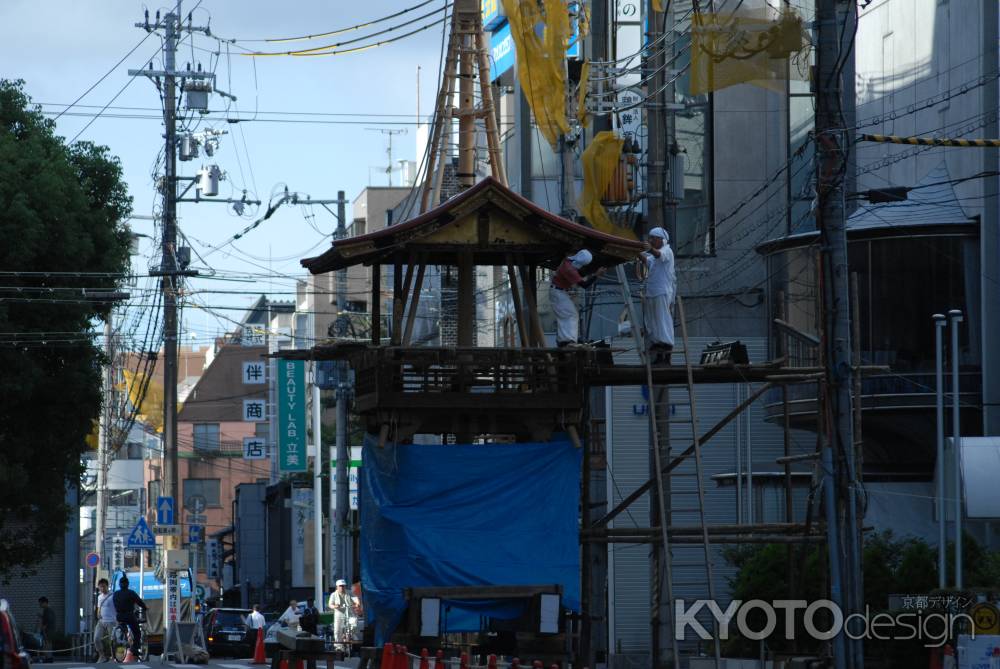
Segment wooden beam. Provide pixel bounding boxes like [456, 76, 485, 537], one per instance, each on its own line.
[402, 258, 427, 346]
[592, 382, 774, 529]
[506, 255, 530, 348]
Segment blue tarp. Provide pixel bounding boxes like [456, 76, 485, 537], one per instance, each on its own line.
[360, 437, 581, 643]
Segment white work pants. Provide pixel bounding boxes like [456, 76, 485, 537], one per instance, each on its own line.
[333, 612, 347, 647]
[550, 287, 579, 344]
[643, 294, 675, 347]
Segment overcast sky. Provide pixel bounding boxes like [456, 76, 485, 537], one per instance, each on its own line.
[2, 0, 447, 344]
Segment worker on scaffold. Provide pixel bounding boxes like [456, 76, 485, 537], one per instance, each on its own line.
[641, 227, 676, 365]
[550, 249, 606, 347]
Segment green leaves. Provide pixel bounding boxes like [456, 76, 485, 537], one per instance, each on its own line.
[0, 79, 132, 579]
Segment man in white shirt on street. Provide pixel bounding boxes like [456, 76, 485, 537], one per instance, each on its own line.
[244, 604, 266, 655]
[641, 227, 677, 365]
[277, 600, 299, 631]
[93, 578, 117, 663]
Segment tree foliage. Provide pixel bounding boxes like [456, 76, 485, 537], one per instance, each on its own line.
[0, 79, 132, 578]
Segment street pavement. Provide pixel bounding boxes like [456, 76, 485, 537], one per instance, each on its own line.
[43, 659, 361, 669]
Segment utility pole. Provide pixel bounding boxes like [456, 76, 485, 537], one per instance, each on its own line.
[131, 4, 212, 549]
[96, 313, 113, 568]
[646, 0, 668, 239]
[815, 0, 860, 666]
[312, 363, 324, 609]
[333, 191, 351, 586]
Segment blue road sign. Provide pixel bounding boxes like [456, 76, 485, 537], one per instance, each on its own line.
[157, 496, 175, 525]
[127, 517, 156, 549]
[188, 524, 203, 545]
[86, 552, 100, 568]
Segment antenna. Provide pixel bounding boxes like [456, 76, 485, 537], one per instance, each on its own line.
[365, 128, 407, 186]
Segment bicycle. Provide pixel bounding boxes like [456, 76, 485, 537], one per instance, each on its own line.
[110, 611, 149, 663]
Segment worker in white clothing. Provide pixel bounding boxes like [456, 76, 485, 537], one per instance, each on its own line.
[328, 579, 352, 650]
[550, 249, 606, 347]
[641, 227, 676, 364]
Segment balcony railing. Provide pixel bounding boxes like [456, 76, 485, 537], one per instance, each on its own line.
[192, 440, 246, 457]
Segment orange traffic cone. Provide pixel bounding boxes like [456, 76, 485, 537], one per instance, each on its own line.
[419, 648, 429, 669]
[397, 645, 409, 669]
[381, 643, 394, 669]
[459, 653, 469, 669]
[511, 659, 521, 669]
[434, 649, 445, 669]
[252, 627, 267, 664]
[123, 650, 137, 664]
[488, 655, 497, 669]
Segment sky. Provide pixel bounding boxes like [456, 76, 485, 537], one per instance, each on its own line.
[1, 0, 448, 346]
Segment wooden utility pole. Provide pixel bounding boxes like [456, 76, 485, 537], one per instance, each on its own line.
[815, 0, 862, 666]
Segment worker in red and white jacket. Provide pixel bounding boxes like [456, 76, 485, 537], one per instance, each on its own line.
[550, 250, 606, 347]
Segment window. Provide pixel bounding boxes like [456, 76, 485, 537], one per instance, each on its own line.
[148, 480, 162, 510]
[193, 423, 220, 451]
[183, 478, 221, 507]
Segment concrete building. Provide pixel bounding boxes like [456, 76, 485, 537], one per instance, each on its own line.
[143, 343, 272, 596]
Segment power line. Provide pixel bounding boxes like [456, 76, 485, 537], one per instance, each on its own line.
[54, 32, 155, 121]
[232, 0, 442, 43]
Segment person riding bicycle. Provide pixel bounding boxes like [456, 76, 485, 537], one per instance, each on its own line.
[112, 576, 147, 663]
[94, 578, 117, 662]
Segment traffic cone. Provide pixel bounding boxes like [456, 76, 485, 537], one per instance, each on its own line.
[419, 648, 429, 669]
[397, 645, 409, 669]
[511, 659, 520, 669]
[532, 662, 543, 669]
[434, 649, 445, 669]
[488, 655, 497, 669]
[279, 659, 288, 669]
[459, 652, 469, 669]
[381, 643, 394, 669]
[943, 644, 956, 669]
[252, 627, 267, 664]
[123, 650, 137, 664]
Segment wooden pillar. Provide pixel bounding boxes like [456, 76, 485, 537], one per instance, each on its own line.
[392, 257, 415, 346]
[506, 255, 530, 348]
[402, 258, 428, 346]
[457, 252, 475, 346]
[519, 263, 546, 347]
[371, 263, 381, 345]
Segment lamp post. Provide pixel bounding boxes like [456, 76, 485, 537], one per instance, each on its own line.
[949, 309, 964, 589]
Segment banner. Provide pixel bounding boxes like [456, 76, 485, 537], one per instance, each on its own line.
[278, 360, 307, 472]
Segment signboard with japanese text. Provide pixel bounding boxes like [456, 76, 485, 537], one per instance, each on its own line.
[242, 398, 266, 422]
[243, 437, 267, 460]
[111, 535, 125, 572]
[241, 327, 265, 347]
[278, 360, 307, 472]
[242, 361, 266, 385]
[482, 0, 506, 31]
[166, 570, 180, 624]
[206, 539, 221, 580]
[332, 446, 362, 511]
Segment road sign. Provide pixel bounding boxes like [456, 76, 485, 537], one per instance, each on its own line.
[195, 584, 206, 600]
[85, 552, 100, 568]
[127, 517, 156, 549]
[186, 494, 206, 514]
[243, 436, 267, 460]
[157, 496, 175, 525]
[242, 361, 266, 384]
[188, 524, 203, 545]
[186, 514, 207, 524]
[154, 524, 181, 536]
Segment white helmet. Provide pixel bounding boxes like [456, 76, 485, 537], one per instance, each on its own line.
[569, 249, 593, 269]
